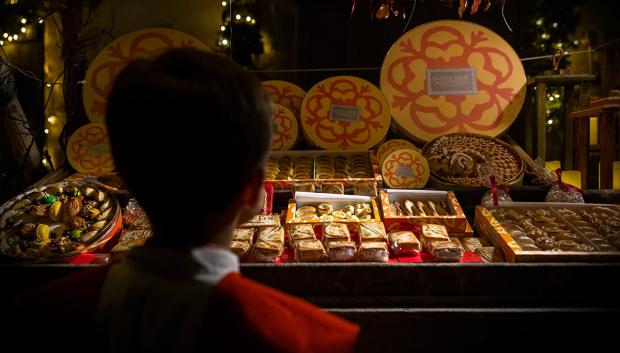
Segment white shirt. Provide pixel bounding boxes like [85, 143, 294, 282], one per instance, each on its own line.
[191, 246, 240, 286]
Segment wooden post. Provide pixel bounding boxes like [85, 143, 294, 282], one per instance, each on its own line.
[563, 86, 575, 169]
[536, 82, 547, 160]
[599, 111, 618, 189]
[575, 117, 590, 189]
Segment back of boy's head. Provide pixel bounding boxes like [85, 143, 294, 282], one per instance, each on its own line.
[106, 48, 272, 246]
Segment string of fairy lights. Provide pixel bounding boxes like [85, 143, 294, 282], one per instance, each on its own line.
[217, 0, 258, 51]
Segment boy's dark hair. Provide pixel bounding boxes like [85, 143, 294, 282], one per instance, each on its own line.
[106, 48, 272, 245]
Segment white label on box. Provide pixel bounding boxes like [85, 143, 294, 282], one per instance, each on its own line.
[87, 144, 110, 156]
[396, 164, 414, 177]
[426, 67, 477, 96]
[329, 104, 360, 122]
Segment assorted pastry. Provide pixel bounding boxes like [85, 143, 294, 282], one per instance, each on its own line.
[424, 134, 521, 186]
[555, 207, 620, 251]
[489, 208, 595, 252]
[420, 224, 463, 262]
[252, 226, 285, 262]
[0, 182, 117, 260]
[291, 202, 374, 223]
[388, 199, 451, 216]
[265, 154, 372, 180]
[388, 230, 421, 256]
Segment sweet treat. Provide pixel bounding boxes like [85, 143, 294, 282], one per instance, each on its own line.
[0, 182, 117, 260]
[326, 240, 357, 262]
[322, 223, 350, 245]
[232, 228, 255, 242]
[388, 231, 421, 255]
[393, 199, 451, 216]
[475, 246, 495, 262]
[230, 241, 251, 257]
[321, 183, 344, 195]
[428, 238, 463, 262]
[296, 206, 317, 216]
[420, 224, 450, 249]
[424, 134, 522, 186]
[331, 210, 348, 220]
[461, 237, 484, 252]
[319, 215, 334, 222]
[357, 241, 389, 262]
[317, 203, 334, 215]
[354, 182, 378, 197]
[294, 239, 327, 262]
[258, 226, 285, 244]
[357, 222, 387, 243]
[252, 240, 283, 262]
[293, 182, 315, 193]
[239, 214, 281, 228]
[287, 224, 316, 247]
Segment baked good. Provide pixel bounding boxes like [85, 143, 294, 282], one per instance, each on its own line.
[322, 223, 350, 245]
[357, 241, 389, 262]
[252, 240, 282, 262]
[388, 230, 421, 255]
[232, 228, 255, 242]
[238, 214, 280, 228]
[428, 238, 463, 262]
[294, 239, 327, 262]
[357, 222, 387, 242]
[287, 224, 316, 247]
[230, 241, 251, 257]
[326, 240, 357, 262]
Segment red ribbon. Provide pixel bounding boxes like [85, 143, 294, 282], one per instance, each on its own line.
[555, 168, 583, 194]
[490, 175, 510, 206]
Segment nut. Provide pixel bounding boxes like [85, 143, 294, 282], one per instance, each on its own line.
[20, 223, 37, 236]
[62, 197, 82, 223]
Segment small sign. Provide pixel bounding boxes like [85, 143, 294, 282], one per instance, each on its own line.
[87, 144, 111, 156]
[426, 68, 477, 96]
[396, 164, 414, 177]
[329, 104, 360, 123]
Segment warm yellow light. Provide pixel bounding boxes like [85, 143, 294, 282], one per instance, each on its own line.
[536, 18, 543, 26]
[222, 39, 229, 46]
[614, 162, 620, 190]
[545, 160, 561, 172]
[221, 1, 227, 6]
[2, 33, 8, 38]
[554, 93, 560, 98]
[250, 19, 256, 24]
[44, 128, 50, 134]
[38, 19, 44, 24]
[547, 119, 553, 125]
[220, 25, 226, 31]
[47, 116, 57, 124]
[45, 83, 52, 87]
[42, 158, 48, 165]
[20, 27, 26, 33]
[0, 40, 3, 46]
[20, 18, 27, 24]
[589, 117, 598, 145]
[235, 14, 241, 20]
[549, 96, 554, 101]
[245, 16, 251, 22]
[13, 34, 18, 40]
[562, 170, 581, 189]
[7, 36, 13, 42]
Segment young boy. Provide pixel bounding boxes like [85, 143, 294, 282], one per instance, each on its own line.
[15, 49, 359, 353]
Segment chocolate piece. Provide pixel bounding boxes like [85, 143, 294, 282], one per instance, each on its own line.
[258, 226, 285, 244]
[239, 214, 281, 228]
[388, 231, 421, 255]
[252, 240, 282, 262]
[294, 239, 327, 262]
[461, 237, 483, 252]
[287, 224, 316, 247]
[475, 246, 494, 262]
[327, 240, 357, 262]
[535, 236, 555, 250]
[428, 239, 463, 262]
[358, 222, 387, 243]
[357, 241, 389, 262]
[322, 223, 350, 245]
[230, 241, 251, 257]
[232, 228, 255, 242]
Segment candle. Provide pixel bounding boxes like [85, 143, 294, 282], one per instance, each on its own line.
[614, 161, 620, 190]
[589, 117, 598, 145]
[545, 160, 561, 172]
[562, 170, 581, 189]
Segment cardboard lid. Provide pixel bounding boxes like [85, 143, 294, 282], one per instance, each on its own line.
[380, 20, 526, 143]
[83, 28, 208, 123]
[262, 80, 306, 116]
[381, 148, 429, 188]
[300, 76, 391, 150]
[66, 123, 115, 176]
[271, 103, 298, 151]
[377, 139, 420, 165]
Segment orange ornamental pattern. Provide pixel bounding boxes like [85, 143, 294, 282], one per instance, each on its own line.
[380, 20, 526, 143]
[381, 149, 429, 188]
[66, 123, 115, 176]
[376, 138, 420, 165]
[262, 80, 306, 117]
[301, 76, 391, 150]
[271, 104, 298, 151]
[83, 28, 208, 123]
